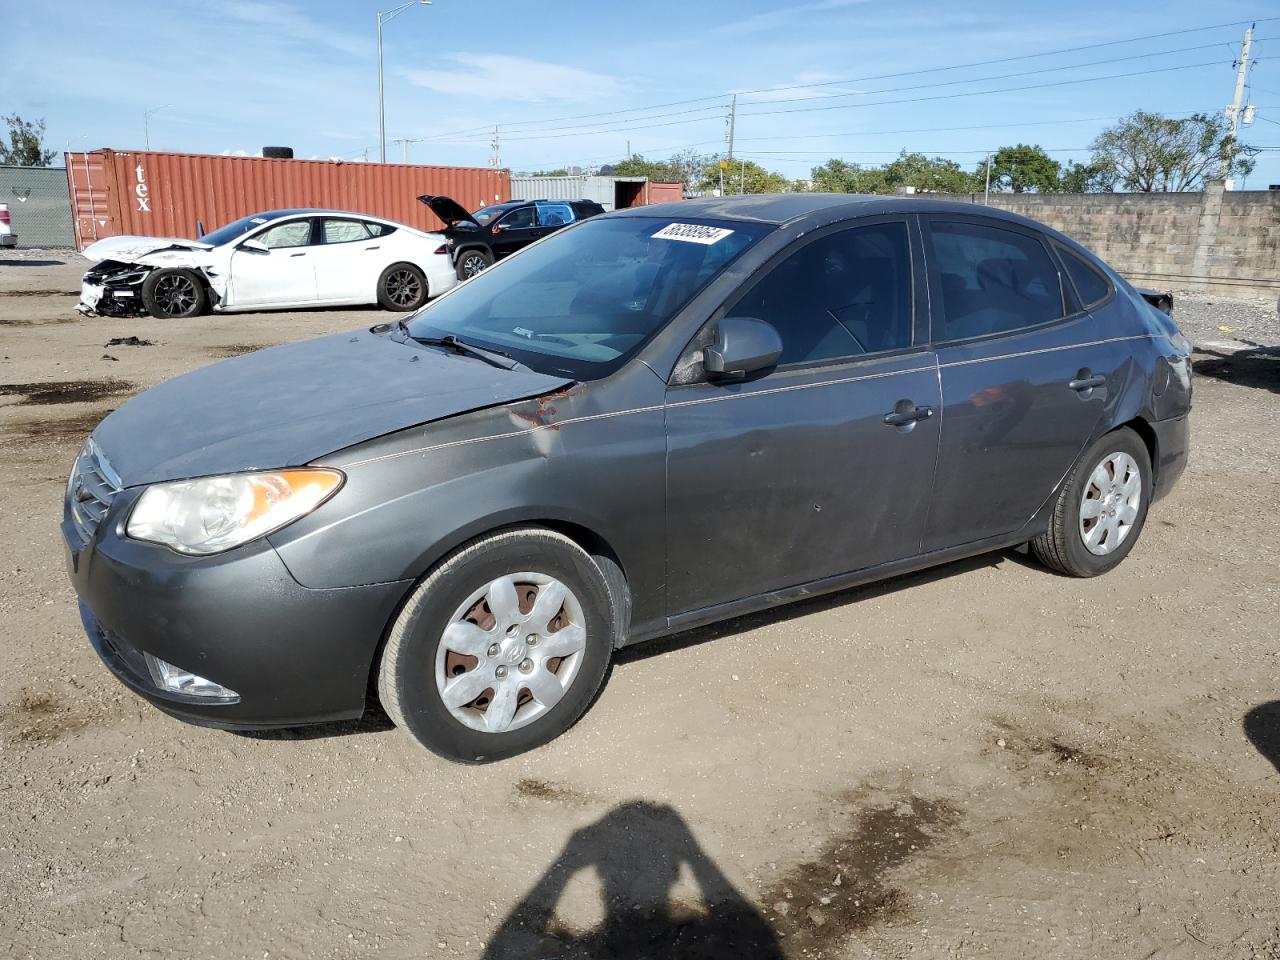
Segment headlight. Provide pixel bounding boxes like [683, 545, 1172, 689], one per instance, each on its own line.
[126, 468, 343, 555]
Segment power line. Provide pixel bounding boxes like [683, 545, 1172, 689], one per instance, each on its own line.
[739, 60, 1232, 118]
[408, 17, 1277, 144]
[737, 39, 1276, 107]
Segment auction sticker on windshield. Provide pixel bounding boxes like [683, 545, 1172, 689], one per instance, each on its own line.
[652, 223, 734, 244]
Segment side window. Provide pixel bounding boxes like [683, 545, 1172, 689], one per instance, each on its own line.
[927, 221, 1064, 341]
[500, 207, 535, 229]
[256, 220, 313, 249]
[322, 218, 373, 244]
[536, 203, 575, 227]
[366, 223, 396, 238]
[1054, 242, 1112, 309]
[732, 221, 914, 365]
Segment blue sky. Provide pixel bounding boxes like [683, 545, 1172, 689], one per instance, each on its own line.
[4, 0, 1278, 186]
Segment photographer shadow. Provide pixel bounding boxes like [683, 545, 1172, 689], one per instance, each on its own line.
[482, 800, 782, 959]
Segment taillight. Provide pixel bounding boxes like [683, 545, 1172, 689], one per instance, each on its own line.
[0, 209, 10, 225]
[433, 243, 447, 255]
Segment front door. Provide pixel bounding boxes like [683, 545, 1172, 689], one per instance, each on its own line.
[919, 216, 1113, 551]
[490, 207, 537, 259]
[228, 218, 318, 308]
[665, 218, 941, 616]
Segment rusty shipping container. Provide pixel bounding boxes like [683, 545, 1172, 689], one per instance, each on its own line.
[646, 182, 684, 205]
[65, 149, 509, 250]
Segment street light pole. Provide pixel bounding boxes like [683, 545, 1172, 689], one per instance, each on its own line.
[144, 105, 171, 151]
[377, 1, 431, 164]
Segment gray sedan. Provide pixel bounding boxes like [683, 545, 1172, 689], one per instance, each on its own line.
[63, 194, 1192, 762]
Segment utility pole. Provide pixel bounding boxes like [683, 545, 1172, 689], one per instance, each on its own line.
[983, 152, 992, 205]
[392, 137, 423, 163]
[489, 125, 501, 169]
[1223, 23, 1254, 189]
[740, 159, 746, 195]
[726, 93, 737, 164]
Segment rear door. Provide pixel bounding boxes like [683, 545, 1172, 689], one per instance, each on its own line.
[533, 202, 575, 241]
[664, 217, 941, 615]
[919, 215, 1114, 551]
[312, 217, 381, 303]
[227, 218, 319, 307]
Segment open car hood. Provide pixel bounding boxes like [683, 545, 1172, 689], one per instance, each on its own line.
[82, 235, 213, 264]
[92, 329, 573, 486]
[418, 194, 479, 228]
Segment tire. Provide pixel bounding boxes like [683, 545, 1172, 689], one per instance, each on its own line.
[455, 248, 492, 281]
[377, 527, 618, 762]
[140, 268, 207, 319]
[377, 262, 428, 311]
[1030, 427, 1152, 577]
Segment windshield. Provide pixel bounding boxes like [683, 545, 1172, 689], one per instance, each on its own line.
[202, 214, 273, 246]
[406, 216, 771, 379]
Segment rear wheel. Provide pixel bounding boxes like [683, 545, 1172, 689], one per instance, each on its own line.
[377, 528, 617, 762]
[377, 262, 428, 311]
[455, 248, 492, 281]
[1031, 428, 1151, 577]
[141, 268, 206, 319]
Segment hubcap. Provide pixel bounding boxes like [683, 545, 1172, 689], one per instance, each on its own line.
[1079, 451, 1142, 556]
[434, 573, 587, 734]
[154, 274, 196, 316]
[462, 254, 486, 278]
[386, 269, 422, 307]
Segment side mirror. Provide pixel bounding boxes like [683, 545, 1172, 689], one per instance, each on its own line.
[491, 223, 507, 234]
[241, 238, 269, 253]
[703, 317, 783, 379]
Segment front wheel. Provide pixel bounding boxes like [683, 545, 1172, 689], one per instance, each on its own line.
[377, 262, 428, 311]
[141, 268, 207, 319]
[377, 528, 617, 762]
[455, 248, 492, 281]
[1030, 427, 1152, 577]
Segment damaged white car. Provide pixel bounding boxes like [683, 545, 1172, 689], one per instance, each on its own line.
[78, 209, 458, 319]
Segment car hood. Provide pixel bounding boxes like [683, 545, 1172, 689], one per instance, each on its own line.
[92, 330, 573, 486]
[418, 194, 479, 228]
[82, 235, 213, 264]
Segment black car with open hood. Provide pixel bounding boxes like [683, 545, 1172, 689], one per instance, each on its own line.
[419, 194, 605, 282]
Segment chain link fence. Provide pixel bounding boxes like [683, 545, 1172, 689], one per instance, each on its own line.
[0, 166, 75, 248]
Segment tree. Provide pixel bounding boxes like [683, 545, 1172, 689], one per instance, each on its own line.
[611, 154, 675, 181]
[1058, 159, 1116, 193]
[982, 143, 1061, 193]
[528, 168, 568, 177]
[610, 149, 713, 187]
[811, 152, 977, 194]
[695, 158, 792, 195]
[1, 115, 56, 167]
[1088, 111, 1257, 192]
[809, 158, 888, 194]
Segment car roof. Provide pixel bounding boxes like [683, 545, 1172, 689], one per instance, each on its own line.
[604, 193, 1054, 232]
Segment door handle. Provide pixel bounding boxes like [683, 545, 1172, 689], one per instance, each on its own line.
[289, 251, 307, 258]
[883, 403, 934, 427]
[1068, 374, 1106, 391]
[364, 245, 381, 250]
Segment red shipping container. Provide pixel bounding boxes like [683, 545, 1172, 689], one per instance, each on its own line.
[65, 149, 509, 250]
[646, 182, 684, 205]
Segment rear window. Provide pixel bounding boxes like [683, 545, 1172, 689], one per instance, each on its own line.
[1055, 242, 1112, 309]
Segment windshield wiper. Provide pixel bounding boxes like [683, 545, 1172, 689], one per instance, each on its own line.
[404, 326, 525, 371]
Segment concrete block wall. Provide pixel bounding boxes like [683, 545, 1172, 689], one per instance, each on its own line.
[951, 184, 1279, 299]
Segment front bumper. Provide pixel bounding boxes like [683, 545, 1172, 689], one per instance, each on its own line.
[64, 499, 410, 729]
[78, 280, 146, 318]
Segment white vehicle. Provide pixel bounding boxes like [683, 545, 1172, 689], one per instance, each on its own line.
[78, 208, 458, 318]
[0, 203, 15, 248]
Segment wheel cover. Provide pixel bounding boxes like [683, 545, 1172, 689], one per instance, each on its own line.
[434, 572, 587, 734]
[1079, 450, 1142, 556]
[461, 254, 487, 278]
[154, 274, 196, 316]
[385, 269, 422, 307]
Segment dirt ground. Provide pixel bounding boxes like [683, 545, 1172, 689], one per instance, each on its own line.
[1, 253, 1278, 960]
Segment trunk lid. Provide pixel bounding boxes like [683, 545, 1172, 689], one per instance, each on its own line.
[418, 195, 479, 229]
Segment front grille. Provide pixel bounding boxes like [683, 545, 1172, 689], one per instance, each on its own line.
[67, 439, 123, 546]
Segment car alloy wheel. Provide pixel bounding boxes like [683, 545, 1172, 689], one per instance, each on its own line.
[153, 273, 198, 316]
[385, 268, 422, 307]
[434, 572, 587, 734]
[461, 253, 488, 278]
[1079, 450, 1142, 556]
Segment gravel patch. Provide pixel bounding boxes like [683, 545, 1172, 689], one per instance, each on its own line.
[1164, 291, 1280, 350]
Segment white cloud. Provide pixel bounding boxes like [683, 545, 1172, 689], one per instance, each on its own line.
[403, 55, 617, 103]
[714, 0, 873, 36]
